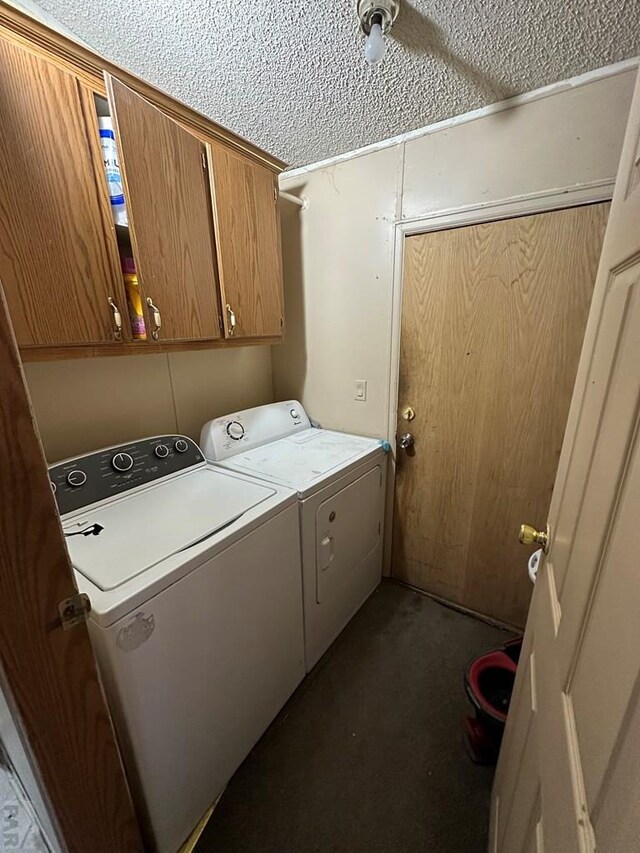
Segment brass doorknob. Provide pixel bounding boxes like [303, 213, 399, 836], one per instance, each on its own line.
[519, 523, 549, 553]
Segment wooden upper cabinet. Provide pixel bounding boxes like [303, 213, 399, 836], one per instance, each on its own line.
[0, 5, 285, 359]
[206, 142, 284, 339]
[106, 74, 222, 343]
[0, 39, 126, 347]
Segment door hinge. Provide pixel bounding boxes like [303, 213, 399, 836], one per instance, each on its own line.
[218, 314, 224, 334]
[274, 186, 278, 203]
[201, 150, 207, 171]
[58, 592, 91, 631]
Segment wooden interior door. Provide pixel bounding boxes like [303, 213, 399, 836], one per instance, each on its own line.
[106, 74, 222, 343]
[0, 282, 142, 851]
[206, 142, 284, 339]
[0, 37, 126, 348]
[393, 203, 609, 626]
[492, 69, 640, 853]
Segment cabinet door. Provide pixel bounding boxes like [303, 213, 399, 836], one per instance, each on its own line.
[206, 143, 284, 339]
[106, 74, 222, 343]
[0, 39, 126, 347]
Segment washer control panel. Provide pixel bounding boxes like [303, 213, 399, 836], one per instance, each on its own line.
[49, 435, 203, 516]
[200, 400, 311, 462]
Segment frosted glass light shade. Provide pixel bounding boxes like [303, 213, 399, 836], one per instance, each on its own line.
[364, 22, 385, 65]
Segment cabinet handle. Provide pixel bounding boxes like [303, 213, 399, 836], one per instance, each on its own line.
[108, 297, 122, 340]
[226, 303, 236, 336]
[146, 297, 162, 340]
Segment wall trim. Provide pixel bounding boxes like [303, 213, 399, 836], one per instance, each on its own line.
[381, 180, 615, 574]
[397, 178, 616, 231]
[282, 59, 639, 181]
[390, 579, 522, 633]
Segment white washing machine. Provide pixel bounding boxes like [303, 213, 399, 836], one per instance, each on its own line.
[200, 402, 388, 671]
[49, 434, 305, 853]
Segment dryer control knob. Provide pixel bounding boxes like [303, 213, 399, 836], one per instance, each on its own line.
[226, 421, 245, 441]
[154, 444, 169, 459]
[290, 408, 299, 419]
[174, 439, 189, 453]
[112, 452, 134, 472]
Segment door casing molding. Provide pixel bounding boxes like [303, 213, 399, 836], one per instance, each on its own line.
[382, 178, 615, 574]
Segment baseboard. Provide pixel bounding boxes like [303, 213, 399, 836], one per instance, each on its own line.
[178, 791, 223, 853]
[388, 578, 523, 634]
[489, 794, 499, 853]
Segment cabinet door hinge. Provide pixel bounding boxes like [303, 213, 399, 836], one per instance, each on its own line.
[218, 315, 224, 334]
[201, 150, 207, 171]
[58, 592, 91, 630]
[274, 186, 278, 203]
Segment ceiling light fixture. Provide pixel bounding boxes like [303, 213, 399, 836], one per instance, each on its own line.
[357, 0, 399, 66]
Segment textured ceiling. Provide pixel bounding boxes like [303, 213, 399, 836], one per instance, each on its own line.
[30, 0, 640, 166]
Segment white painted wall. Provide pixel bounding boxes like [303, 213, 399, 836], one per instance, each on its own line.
[24, 347, 274, 462]
[273, 63, 638, 440]
[275, 146, 402, 437]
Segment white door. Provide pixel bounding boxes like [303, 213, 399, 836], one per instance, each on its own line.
[491, 68, 640, 852]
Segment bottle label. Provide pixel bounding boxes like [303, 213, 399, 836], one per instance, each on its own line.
[128, 306, 147, 340]
[99, 129, 125, 206]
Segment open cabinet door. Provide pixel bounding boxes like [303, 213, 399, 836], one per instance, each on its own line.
[106, 74, 222, 343]
[491, 69, 640, 852]
[0, 283, 142, 851]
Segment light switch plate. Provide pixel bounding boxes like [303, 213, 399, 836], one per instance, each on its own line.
[355, 379, 367, 402]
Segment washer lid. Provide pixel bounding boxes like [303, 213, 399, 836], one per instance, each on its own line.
[64, 468, 275, 591]
[222, 428, 381, 491]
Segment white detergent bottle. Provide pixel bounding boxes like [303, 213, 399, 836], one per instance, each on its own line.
[98, 116, 128, 226]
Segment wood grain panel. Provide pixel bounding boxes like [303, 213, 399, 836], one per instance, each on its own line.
[0, 38, 126, 346]
[106, 74, 222, 343]
[393, 203, 609, 626]
[207, 142, 284, 338]
[78, 83, 132, 342]
[0, 282, 142, 851]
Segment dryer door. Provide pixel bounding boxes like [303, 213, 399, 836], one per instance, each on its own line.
[315, 466, 382, 605]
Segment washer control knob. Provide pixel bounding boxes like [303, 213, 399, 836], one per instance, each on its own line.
[50, 481, 57, 494]
[154, 444, 169, 459]
[112, 452, 134, 472]
[226, 421, 245, 441]
[174, 439, 189, 453]
[67, 469, 87, 488]
[290, 408, 299, 419]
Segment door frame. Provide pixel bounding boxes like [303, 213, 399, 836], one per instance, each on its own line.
[382, 178, 616, 575]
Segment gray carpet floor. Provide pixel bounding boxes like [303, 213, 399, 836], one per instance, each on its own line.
[196, 580, 513, 853]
